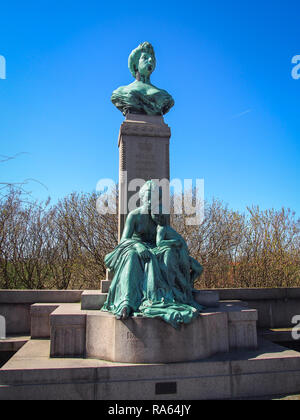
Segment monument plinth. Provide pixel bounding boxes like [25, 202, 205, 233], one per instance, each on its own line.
[50, 301, 258, 363]
[118, 113, 171, 239]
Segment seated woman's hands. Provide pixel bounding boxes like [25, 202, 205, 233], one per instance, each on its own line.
[134, 244, 152, 262]
[173, 239, 183, 248]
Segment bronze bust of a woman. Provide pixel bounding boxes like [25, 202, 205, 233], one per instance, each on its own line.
[111, 42, 175, 116]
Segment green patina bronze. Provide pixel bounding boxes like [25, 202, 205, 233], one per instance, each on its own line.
[102, 181, 204, 328]
[111, 42, 175, 116]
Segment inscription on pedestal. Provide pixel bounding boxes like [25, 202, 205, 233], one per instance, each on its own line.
[126, 331, 139, 341]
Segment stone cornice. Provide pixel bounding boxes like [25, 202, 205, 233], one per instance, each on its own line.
[119, 120, 171, 141]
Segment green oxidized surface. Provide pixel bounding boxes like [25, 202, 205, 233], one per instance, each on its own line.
[111, 42, 175, 116]
[102, 181, 204, 328]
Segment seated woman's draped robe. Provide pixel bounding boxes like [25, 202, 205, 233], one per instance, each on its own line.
[102, 237, 203, 329]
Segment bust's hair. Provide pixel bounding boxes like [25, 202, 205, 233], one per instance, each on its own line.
[128, 42, 156, 79]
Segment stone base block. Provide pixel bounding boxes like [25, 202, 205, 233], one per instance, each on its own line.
[81, 291, 107, 310]
[49, 302, 258, 362]
[85, 302, 257, 363]
[214, 302, 257, 350]
[227, 306, 258, 350]
[30, 304, 60, 339]
[86, 311, 229, 364]
[50, 304, 86, 358]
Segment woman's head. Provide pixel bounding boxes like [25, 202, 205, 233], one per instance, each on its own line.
[128, 42, 156, 81]
[139, 180, 159, 208]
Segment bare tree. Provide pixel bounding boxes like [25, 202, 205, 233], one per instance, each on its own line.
[0, 186, 299, 290]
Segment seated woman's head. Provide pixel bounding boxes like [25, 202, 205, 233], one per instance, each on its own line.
[139, 180, 159, 209]
[128, 42, 156, 81]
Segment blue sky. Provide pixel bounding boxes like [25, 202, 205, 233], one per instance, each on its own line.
[0, 0, 299, 216]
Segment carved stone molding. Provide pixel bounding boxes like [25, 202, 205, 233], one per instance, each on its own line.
[119, 121, 171, 140]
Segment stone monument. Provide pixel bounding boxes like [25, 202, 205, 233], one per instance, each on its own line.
[50, 41, 258, 364]
[3, 43, 300, 403]
[103, 42, 205, 326]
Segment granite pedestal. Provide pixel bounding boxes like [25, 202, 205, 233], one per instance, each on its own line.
[86, 310, 229, 363]
[50, 301, 258, 363]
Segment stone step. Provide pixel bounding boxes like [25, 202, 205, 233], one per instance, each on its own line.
[99, 270, 114, 293]
[2, 338, 300, 400]
[258, 328, 294, 343]
[0, 335, 30, 352]
[30, 303, 61, 339]
[81, 291, 107, 310]
[193, 290, 219, 307]
[100, 280, 111, 293]
[82, 290, 220, 311]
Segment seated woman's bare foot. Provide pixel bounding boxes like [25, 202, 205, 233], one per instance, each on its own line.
[116, 306, 130, 320]
[121, 306, 130, 320]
